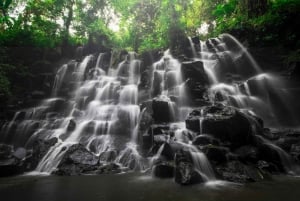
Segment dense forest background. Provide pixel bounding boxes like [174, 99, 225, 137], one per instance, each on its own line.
[0, 0, 300, 114]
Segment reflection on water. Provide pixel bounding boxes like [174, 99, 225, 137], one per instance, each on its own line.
[1, 174, 300, 201]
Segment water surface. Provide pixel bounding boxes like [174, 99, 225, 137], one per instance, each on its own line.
[1, 173, 300, 201]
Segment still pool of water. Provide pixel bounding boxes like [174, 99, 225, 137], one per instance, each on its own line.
[1, 173, 300, 201]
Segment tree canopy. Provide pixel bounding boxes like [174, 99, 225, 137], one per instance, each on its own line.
[1, 0, 298, 51]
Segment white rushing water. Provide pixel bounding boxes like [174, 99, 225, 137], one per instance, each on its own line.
[1, 34, 299, 182]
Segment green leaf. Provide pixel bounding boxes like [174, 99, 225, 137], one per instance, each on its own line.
[4, 0, 12, 9]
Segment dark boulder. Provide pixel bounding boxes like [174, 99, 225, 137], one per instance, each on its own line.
[67, 119, 76, 132]
[151, 71, 163, 97]
[28, 137, 58, 169]
[154, 134, 169, 144]
[149, 124, 170, 136]
[181, 61, 209, 86]
[180, 61, 210, 105]
[99, 150, 118, 162]
[55, 144, 99, 176]
[257, 143, 293, 173]
[0, 158, 24, 177]
[186, 104, 259, 148]
[215, 161, 270, 183]
[183, 79, 209, 106]
[235, 145, 259, 163]
[140, 50, 162, 69]
[175, 150, 205, 185]
[0, 145, 28, 177]
[202, 145, 228, 165]
[152, 98, 176, 123]
[0, 144, 13, 159]
[151, 143, 175, 161]
[192, 135, 220, 146]
[165, 70, 178, 90]
[13, 147, 27, 160]
[90, 163, 122, 175]
[117, 60, 130, 78]
[153, 161, 175, 178]
[257, 160, 280, 174]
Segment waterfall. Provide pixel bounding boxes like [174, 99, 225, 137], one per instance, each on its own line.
[1, 33, 299, 183]
[188, 37, 197, 59]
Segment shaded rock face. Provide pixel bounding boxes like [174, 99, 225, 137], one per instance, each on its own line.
[181, 61, 210, 106]
[28, 138, 58, 170]
[151, 72, 163, 97]
[0, 145, 31, 177]
[202, 145, 228, 165]
[153, 161, 174, 178]
[175, 150, 205, 185]
[186, 104, 260, 148]
[181, 61, 209, 86]
[54, 144, 99, 176]
[215, 161, 270, 183]
[152, 98, 176, 123]
[192, 135, 220, 146]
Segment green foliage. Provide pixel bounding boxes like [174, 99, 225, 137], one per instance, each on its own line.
[0, 0, 299, 51]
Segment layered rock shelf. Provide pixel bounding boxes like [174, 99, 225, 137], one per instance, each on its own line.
[1, 34, 299, 185]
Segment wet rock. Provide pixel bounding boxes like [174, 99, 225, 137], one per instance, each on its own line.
[186, 104, 259, 148]
[138, 71, 151, 90]
[55, 144, 99, 176]
[275, 137, 300, 152]
[154, 135, 169, 144]
[183, 79, 209, 106]
[153, 161, 175, 178]
[0, 144, 13, 159]
[175, 150, 205, 185]
[235, 145, 259, 163]
[117, 60, 130, 78]
[67, 60, 77, 72]
[0, 145, 27, 177]
[151, 143, 175, 161]
[140, 111, 155, 152]
[257, 160, 280, 174]
[152, 98, 176, 123]
[215, 161, 269, 183]
[14, 111, 27, 121]
[93, 163, 122, 174]
[28, 137, 58, 169]
[165, 70, 178, 90]
[142, 133, 153, 153]
[261, 128, 281, 141]
[98, 52, 112, 73]
[13, 147, 27, 160]
[67, 119, 76, 132]
[151, 71, 163, 97]
[173, 129, 194, 144]
[149, 124, 170, 136]
[257, 143, 287, 172]
[192, 135, 220, 146]
[48, 99, 68, 113]
[67, 144, 98, 165]
[99, 150, 118, 162]
[202, 145, 228, 165]
[140, 50, 162, 68]
[181, 61, 209, 86]
[0, 157, 24, 177]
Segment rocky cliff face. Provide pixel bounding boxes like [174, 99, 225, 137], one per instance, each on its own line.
[0, 34, 299, 186]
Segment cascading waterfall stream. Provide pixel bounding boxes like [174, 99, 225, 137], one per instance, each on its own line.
[1, 33, 299, 184]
